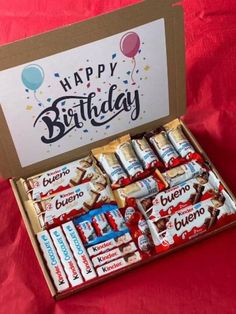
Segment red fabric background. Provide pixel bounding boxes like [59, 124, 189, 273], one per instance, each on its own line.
[0, 0, 236, 313]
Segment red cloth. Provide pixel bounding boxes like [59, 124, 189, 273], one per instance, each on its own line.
[1, 0, 236, 313]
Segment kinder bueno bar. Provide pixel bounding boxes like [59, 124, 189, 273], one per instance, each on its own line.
[24, 155, 102, 200]
[32, 178, 115, 228]
[112, 135, 143, 178]
[50, 227, 83, 287]
[138, 171, 219, 219]
[62, 222, 97, 281]
[149, 131, 180, 168]
[97, 251, 142, 276]
[132, 138, 162, 170]
[92, 242, 137, 267]
[162, 161, 203, 187]
[37, 230, 69, 292]
[148, 191, 236, 252]
[106, 208, 127, 231]
[114, 174, 166, 208]
[87, 233, 132, 257]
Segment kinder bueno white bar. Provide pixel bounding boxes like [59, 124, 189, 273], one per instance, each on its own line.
[87, 233, 132, 257]
[37, 230, 69, 292]
[24, 155, 102, 200]
[62, 222, 97, 281]
[114, 174, 166, 208]
[31, 178, 114, 228]
[148, 191, 236, 253]
[162, 161, 203, 187]
[92, 242, 137, 267]
[50, 227, 83, 287]
[97, 251, 141, 276]
[138, 171, 219, 219]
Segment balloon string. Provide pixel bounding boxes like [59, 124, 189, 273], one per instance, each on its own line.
[34, 91, 43, 107]
[131, 57, 136, 85]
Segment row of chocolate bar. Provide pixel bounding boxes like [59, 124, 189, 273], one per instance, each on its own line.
[37, 204, 154, 292]
[22, 119, 236, 294]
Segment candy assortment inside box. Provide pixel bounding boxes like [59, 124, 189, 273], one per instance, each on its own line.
[0, 0, 236, 300]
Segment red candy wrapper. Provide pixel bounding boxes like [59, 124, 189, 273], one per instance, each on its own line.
[148, 190, 236, 253]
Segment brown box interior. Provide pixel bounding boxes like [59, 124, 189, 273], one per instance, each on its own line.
[0, 0, 235, 300]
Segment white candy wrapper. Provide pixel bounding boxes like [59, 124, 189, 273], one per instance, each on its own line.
[25, 155, 102, 200]
[62, 222, 97, 281]
[87, 232, 132, 257]
[132, 138, 160, 169]
[97, 251, 141, 276]
[92, 242, 137, 267]
[50, 227, 83, 287]
[162, 161, 203, 187]
[99, 153, 128, 184]
[150, 131, 179, 166]
[37, 230, 69, 292]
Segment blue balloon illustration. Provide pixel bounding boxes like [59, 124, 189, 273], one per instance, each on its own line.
[21, 64, 44, 91]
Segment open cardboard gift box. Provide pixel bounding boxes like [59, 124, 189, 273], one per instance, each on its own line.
[0, 0, 236, 300]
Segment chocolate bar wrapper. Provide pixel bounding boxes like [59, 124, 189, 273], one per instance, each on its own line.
[24, 155, 103, 200]
[50, 227, 84, 287]
[164, 120, 195, 158]
[138, 170, 219, 220]
[106, 208, 127, 232]
[149, 131, 180, 167]
[37, 230, 69, 292]
[31, 177, 115, 229]
[132, 138, 162, 170]
[92, 145, 128, 185]
[97, 251, 142, 277]
[74, 204, 129, 247]
[162, 161, 203, 187]
[87, 233, 132, 257]
[111, 134, 143, 178]
[92, 242, 137, 267]
[148, 190, 236, 253]
[114, 172, 167, 208]
[62, 222, 97, 281]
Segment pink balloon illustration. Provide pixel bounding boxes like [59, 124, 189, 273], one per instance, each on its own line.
[120, 32, 141, 84]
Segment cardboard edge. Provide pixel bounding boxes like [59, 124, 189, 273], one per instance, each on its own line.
[10, 178, 56, 297]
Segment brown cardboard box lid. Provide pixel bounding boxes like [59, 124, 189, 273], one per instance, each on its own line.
[0, 0, 185, 179]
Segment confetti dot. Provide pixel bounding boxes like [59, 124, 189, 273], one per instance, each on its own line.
[25, 89, 29, 92]
[97, 88, 101, 92]
[112, 53, 117, 59]
[87, 83, 91, 88]
[54, 73, 60, 77]
[48, 85, 51, 88]
[144, 65, 150, 71]
[26, 105, 33, 111]
[61, 101, 66, 106]
[83, 129, 89, 133]
[90, 138, 93, 141]
[123, 80, 128, 84]
[127, 71, 131, 75]
[47, 98, 51, 102]
[145, 77, 148, 80]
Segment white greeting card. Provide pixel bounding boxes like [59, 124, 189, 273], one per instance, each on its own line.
[0, 18, 169, 167]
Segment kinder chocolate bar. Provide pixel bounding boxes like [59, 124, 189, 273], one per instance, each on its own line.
[112, 135, 143, 178]
[106, 208, 127, 231]
[62, 222, 97, 281]
[97, 251, 142, 276]
[132, 138, 162, 170]
[114, 173, 166, 208]
[92, 242, 137, 267]
[87, 233, 132, 257]
[32, 178, 115, 228]
[92, 213, 112, 236]
[50, 227, 83, 287]
[138, 171, 219, 219]
[149, 131, 180, 167]
[76, 220, 97, 244]
[162, 161, 203, 187]
[24, 155, 102, 200]
[37, 230, 69, 292]
[148, 191, 236, 253]
[92, 146, 128, 185]
[164, 122, 195, 159]
[74, 204, 129, 247]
